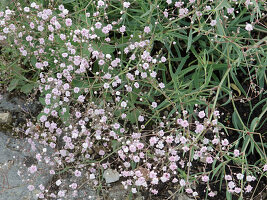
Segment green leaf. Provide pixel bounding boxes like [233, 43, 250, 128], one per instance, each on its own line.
[215, 0, 231, 11]
[128, 109, 139, 124]
[232, 111, 243, 130]
[59, 106, 70, 126]
[8, 79, 19, 91]
[216, 13, 225, 36]
[186, 28, 192, 53]
[130, 161, 136, 170]
[30, 56, 37, 67]
[175, 55, 189, 75]
[101, 44, 115, 54]
[211, 163, 223, 180]
[20, 83, 35, 94]
[111, 140, 119, 151]
[250, 117, 259, 132]
[63, 0, 75, 3]
[226, 191, 232, 200]
[94, 29, 107, 38]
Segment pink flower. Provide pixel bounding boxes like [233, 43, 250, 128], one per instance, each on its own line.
[132, 188, 137, 193]
[119, 25, 126, 33]
[195, 124, 204, 133]
[227, 8, 234, 14]
[138, 115, 144, 122]
[58, 190, 65, 197]
[150, 189, 158, 194]
[234, 149, 240, 157]
[144, 26, 151, 33]
[65, 18, 72, 27]
[180, 136, 187, 144]
[245, 23, 253, 31]
[228, 181, 235, 189]
[160, 173, 170, 182]
[99, 150, 105, 156]
[27, 185, 35, 191]
[159, 82, 165, 89]
[151, 177, 159, 185]
[185, 188, 193, 194]
[198, 111, 205, 118]
[206, 156, 213, 164]
[28, 165, 37, 174]
[69, 183, 77, 189]
[222, 139, 229, 146]
[210, 20, 217, 26]
[213, 110, 220, 116]
[121, 101, 127, 108]
[95, 22, 102, 29]
[208, 191, 216, 197]
[149, 137, 158, 146]
[98, 0, 105, 6]
[74, 170, 81, 177]
[246, 175, 255, 182]
[26, 35, 33, 42]
[180, 179, 186, 187]
[172, 178, 178, 183]
[40, 115, 47, 122]
[245, 185, 253, 193]
[236, 173, 244, 180]
[123, 2, 130, 8]
[181, 120, 189, 128]
[129, 145, 136, 152]
[161, 56, 167, 62]
[225, 175, 232, 181]
[77, 95, 85, 103]
[151, 102, 157, 108]
[169, 163, 177, 171]
[234, 187, 241, 193]
[202, 175, 209, 182]
[133, 155, 140, 162]
[24, 7, 30, 12]
[166, 0, 172, 4]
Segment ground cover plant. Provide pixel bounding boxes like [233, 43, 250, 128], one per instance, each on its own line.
[0, 0, 266, 199]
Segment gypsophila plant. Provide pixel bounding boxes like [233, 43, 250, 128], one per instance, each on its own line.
[0, 0, 266, 199]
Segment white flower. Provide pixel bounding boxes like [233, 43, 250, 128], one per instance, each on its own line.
[245, 23, 253, 31]
[210, 20, 217, 26]
[228, 181, 235, 189]
[198, 111, 205, 118]
[123, 2, 130, 8]
[144, 26, 151, 33]
[151, 102, 157, 108]
[180, 179, 186, 187]
[121, 101, 127, 108]
[236, 173, 244, 180]
[166, 0, 172, 4]
[56, 180, 62, 186]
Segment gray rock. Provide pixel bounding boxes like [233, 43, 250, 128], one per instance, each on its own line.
[0, 93, 41, 115]
[58, 175, 98, 200]
[175, 194, 194, 200]
[0, 112, 11, 124]
[103, 169, 120, 184]
[0, 94, 24, 113]
[105, 184, 128, 200]
[0, 132, 52, 200]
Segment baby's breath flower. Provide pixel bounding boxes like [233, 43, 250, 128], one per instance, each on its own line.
[144, 26, 151, 33]
[245, 23, 253, 31]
